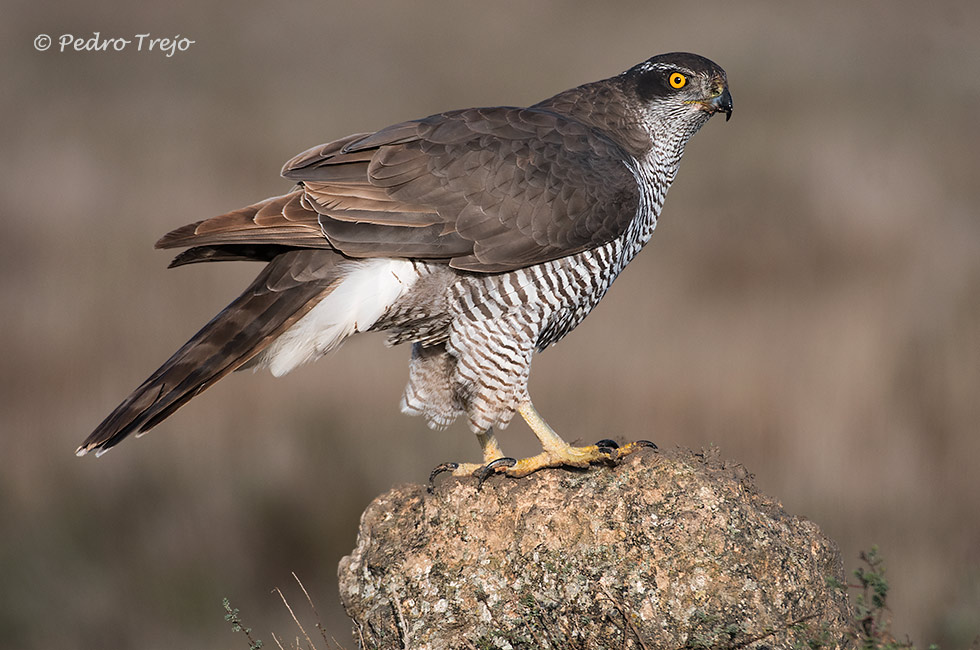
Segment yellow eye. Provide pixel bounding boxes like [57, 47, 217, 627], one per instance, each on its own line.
[669, 72, 686, 89]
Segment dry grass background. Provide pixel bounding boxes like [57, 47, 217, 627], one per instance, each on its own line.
[2, 1, 978, 648]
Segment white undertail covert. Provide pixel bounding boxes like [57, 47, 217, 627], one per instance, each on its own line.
[254, 258, 419, 376]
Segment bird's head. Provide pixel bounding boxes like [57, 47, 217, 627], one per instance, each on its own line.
[625, 52, 732, 133]
[611, 52, 731, 169]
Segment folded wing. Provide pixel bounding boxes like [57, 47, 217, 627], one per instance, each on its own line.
[161, 107, 641, 273]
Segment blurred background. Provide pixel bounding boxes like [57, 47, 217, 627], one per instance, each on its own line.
[2, 1, 978, 648]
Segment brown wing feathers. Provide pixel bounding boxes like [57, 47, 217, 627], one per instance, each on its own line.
[156, 192, 329, 252]
[282, 108, 640, 272]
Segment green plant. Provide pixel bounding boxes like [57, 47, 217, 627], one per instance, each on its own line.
[837, 547, 941, 650]
[223, 597, 264, 650]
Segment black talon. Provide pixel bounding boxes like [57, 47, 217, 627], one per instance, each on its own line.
[594, 438, 620, 460]
[485, 456, 518, 471]
[476, 457, 517, 489]
[428, 462, 459, 493]
[635, 440, 658, 450]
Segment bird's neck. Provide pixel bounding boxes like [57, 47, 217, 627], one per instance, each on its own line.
[622, 151, 668, 256]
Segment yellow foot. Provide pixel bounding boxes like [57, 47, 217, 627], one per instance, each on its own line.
[428, 439, 657, 491]
[427, 457, 515, 491]
[427, 430, 513, 492]
[497, 438, 657, 478]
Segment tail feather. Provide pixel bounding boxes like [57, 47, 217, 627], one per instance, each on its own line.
[77, 250, 342, 456]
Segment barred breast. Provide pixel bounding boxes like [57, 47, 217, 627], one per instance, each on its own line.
[387, 231, 641, 433]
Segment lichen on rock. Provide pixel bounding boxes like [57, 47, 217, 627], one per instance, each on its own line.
[339, 447, 851, 649]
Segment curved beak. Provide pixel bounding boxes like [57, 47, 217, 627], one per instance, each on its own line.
[709, 87, 733, 121]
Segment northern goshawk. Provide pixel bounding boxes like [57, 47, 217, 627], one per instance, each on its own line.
[78, 52, 732, 480]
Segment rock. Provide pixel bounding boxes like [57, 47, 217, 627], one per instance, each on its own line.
[338, 447, 851, 649]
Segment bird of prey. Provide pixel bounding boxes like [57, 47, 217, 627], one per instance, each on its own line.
[78, 52, 732, 480]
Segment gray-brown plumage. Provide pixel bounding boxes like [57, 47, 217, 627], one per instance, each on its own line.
[79, 53, 732, 478]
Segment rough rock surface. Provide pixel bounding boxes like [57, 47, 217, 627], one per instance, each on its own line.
[339, 447, 851, 649]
